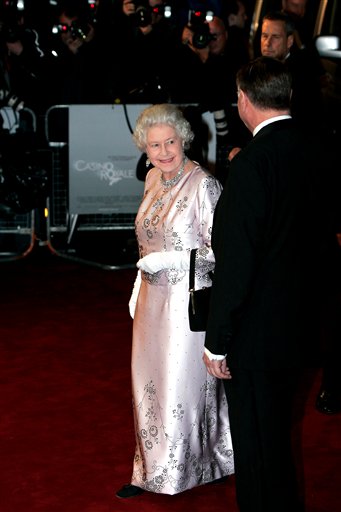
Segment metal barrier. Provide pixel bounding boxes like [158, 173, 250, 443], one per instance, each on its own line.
[1, 104, 217, 267]
[44, 105, 142, 269]
[0, 108, 37, 262]
[0, 210, 35, 262]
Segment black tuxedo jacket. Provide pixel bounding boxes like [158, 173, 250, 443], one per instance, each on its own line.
[205, 119, 321, 370]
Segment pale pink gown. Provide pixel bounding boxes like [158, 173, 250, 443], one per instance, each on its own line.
[130, 165, 234, 494]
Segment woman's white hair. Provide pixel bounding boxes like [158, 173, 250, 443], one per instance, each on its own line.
[133, 104, 194, 152]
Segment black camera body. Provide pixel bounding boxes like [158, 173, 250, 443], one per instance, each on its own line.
[52, 20, 90, 41]
[134, 1, 152, 28]
[133, 1, 172, 28]
[0, 0, 25, 44]
[2, 24, 23, 43]
[188, 10, 214, 49]
[69, 20, 90, 40]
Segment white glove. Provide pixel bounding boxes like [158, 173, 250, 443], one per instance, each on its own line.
[128, 270, 141, 319]
[137, 250, 190, 274]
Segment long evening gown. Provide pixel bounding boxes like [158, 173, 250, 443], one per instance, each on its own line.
[130, 164, 234, 494]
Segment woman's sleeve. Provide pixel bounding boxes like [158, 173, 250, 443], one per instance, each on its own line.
[195, 174, 223, 282]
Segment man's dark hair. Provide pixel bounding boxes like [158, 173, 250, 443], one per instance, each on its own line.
[225, 0, 244, 17]
[237, 56, 292, 111]
[262, 10, 296, 36]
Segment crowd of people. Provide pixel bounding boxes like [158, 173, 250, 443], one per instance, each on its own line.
[0, 1, 333, 162]
[0, 0, 250, 107]
[0, 0, 254, 173]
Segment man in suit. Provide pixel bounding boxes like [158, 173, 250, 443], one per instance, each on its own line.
[203, 56, 320, 512]
[260, 10, 325, 131]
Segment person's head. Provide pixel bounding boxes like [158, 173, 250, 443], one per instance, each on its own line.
[208, 16, 228, 55]
[133, 104, 194, 171]
[58, 4, 94, 47]
[58, 11, 79, 45]
[226, 1, 247, 29]
[282, 0, 307, 19]
[183, 15, 227, 57]
[236, 56, 292, 129]
[261, 12, 295, 60]
[123, 0, 166, 26]
[147, 0, 167, 24]
[148, 0, 164, 6]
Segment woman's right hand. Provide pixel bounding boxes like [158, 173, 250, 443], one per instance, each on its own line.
[137, 250, 190, 274]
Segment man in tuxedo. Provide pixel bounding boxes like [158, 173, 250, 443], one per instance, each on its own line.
[203, 57, 320, 512]
[260, 10, 325, 131]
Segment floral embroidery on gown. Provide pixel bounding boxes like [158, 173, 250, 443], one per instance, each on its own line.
[130, 165, 234, 494]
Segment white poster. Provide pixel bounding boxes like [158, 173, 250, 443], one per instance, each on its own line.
[69, 104, 146, 215]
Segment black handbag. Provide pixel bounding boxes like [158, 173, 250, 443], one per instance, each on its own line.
[188, 248, 212, 332]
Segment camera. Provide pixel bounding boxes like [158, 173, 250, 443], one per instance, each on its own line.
[52, 20, 91, 41]
[0, 0, 25, 43]
[133, 1, 172, 28]
[0, 149, 49, 216]
[0, 88, 24, 111]
[1, 23, 23, 43]
[2, 24, 22, 43]
[134, 1, 152, 28]
[69, 20, 91, 40]
[188, 10, 214, 49]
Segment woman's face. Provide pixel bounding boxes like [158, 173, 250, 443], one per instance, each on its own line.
[146, 124, 184, 179]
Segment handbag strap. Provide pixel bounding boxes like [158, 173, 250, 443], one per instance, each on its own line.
[189, 248, 197, 291]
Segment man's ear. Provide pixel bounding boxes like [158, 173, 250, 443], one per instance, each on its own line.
[238, 89, 247, 107]
[287, 34, 294, 51]
[228, 14, 236, 26]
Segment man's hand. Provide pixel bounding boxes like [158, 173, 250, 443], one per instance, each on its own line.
[228, 147, 241, 161]
[203, 352, 232, 379]
[6, 40, 24, 56]
[122, 0, 135, 16]
[181, 25, 210, 62]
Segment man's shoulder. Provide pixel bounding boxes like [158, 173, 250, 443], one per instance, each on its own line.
[232, 120, 303, 167]
[257, 117, 294, 133]
[252, 119, 300, 146]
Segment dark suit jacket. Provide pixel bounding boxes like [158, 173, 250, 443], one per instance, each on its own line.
[205, 119, 321, 370]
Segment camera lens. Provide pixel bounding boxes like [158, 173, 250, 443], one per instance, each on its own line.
[7, 94, 24, 111]
[70, 21, 89, 40]
[135, 5, 152, 27]
[192, 24, 211, 49]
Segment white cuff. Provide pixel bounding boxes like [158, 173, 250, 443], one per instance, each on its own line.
[204, 347, 226, 361]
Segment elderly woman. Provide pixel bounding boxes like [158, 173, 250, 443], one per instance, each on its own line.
[116, 104, 234, 498]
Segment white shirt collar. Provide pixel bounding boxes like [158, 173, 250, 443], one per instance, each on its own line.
[253, 115, 292, 137]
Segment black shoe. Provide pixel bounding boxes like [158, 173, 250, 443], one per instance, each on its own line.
[316, 389, 341, 415]
[116, 484, 145, 499]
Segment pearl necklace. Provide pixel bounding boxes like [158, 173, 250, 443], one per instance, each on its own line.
[160, 157, 188, 189]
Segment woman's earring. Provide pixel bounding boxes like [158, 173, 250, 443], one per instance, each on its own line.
[145, 157, 150, 168]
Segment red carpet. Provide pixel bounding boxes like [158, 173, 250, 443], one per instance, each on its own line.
[0, 248, 340, 512]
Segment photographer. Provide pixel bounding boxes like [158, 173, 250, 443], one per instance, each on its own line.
[167, 13, 242, 182]
[0, 5, 52, 115]
[109, 0, 178, 102]
[48, 0, 111, 104]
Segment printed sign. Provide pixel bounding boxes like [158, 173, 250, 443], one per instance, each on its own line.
[69, 104, 146, 215]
